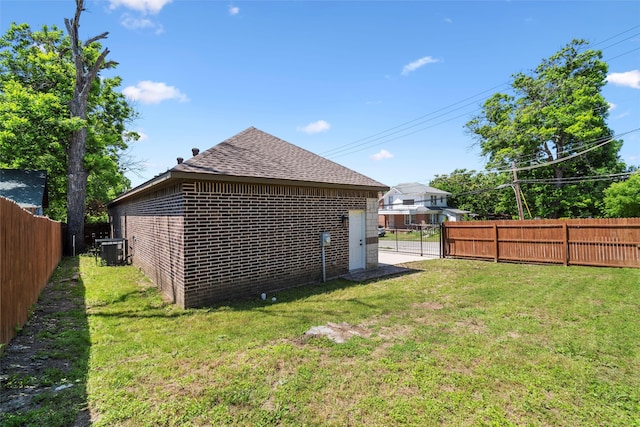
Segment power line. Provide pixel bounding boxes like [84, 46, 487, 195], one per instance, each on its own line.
[519, 171, 635, 184]
[592, 25, 640, 48]
[489, 128, 640, 174]
[320, 82, 509, 158]
[499, 128, 623, 169]
[449, 171, 637, 198]
[318, 25, 640, 161]
[325, 108, 478, 159]
[598, 32, 640, 51]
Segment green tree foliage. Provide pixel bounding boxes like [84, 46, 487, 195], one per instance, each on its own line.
[465, 39, 627, 219]
[0, 21, 137, 223]
[603, 173, 640, 218]
[430, 169, 512, 218]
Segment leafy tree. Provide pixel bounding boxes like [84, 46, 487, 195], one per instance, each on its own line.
[0, 1, 137, 251]
[466, 39, 627, 219]
[0, 79, 76, 220]
[430, 169, 511, 218]
[603, 173, 640, 218]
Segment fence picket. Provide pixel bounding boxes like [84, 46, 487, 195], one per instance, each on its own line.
[443, 218, 640, 268]
[1, 197, 63, 345]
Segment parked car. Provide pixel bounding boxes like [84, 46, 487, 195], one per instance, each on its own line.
[378, 226, 386, 237]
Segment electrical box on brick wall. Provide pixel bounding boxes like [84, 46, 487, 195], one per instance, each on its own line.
[320, 231, 331, 247]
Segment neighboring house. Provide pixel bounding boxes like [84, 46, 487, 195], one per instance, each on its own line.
[378, 182, 471, 228]
[107, 127, 388, 308]
[0, 169, 48, 215]
[441, 208, 473, 222]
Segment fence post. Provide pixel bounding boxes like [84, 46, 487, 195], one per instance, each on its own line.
[440, 223, 444, 258]
[563, 222, 569, 266]
[494, 223, 499, 262]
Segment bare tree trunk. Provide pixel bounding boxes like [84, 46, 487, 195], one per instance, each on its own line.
[64, 0, 111, 254]
[66, 103, 89, 254]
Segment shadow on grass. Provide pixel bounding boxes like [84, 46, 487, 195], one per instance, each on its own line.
[208, 265, 424, 313]
[0, 256, 92, 427]
[85, 261, 424, 321]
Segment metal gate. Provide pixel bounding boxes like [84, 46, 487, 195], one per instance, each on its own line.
[378, 224, 442, 258]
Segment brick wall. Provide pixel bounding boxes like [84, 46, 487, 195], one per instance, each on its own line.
[109, 183, 187, 306]
[383, 213, 435, 229]
[181, 181, 377, 307]
[110, 179, 380, 308]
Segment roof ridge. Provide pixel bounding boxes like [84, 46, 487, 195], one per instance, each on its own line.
[170, 127, 387, 189]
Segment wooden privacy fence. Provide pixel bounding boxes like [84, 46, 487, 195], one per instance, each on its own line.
[1, 196, 63, 345]
[442, 218, 640, 268]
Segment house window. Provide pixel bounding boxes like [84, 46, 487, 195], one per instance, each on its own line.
[388, 196, 393, 207]
[403, 199, 414, 205]
[404, 214, 416, 225]
[430, 195, 437, 205]
[440, 196, 444, 204]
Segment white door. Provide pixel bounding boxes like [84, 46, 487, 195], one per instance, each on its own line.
[349, 210, 366, 270]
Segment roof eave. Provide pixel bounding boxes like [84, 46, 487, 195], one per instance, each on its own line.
[108, 170, 388, 207]
[107, 171, 173, 207]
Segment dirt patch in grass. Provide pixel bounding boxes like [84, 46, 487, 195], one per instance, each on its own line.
[413, 301, 445, 310]
[454, 318, 487, 334]
[304, 322, 372, 343]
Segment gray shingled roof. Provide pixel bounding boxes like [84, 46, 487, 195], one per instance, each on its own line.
[392, 182, 451, 196]
[0, 169, 48, 209]
[172, 127, 386, 189]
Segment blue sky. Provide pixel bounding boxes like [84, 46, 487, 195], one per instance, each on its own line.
[2, 0, 639, 189]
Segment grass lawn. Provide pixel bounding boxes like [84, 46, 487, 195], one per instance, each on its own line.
[3, 256, 640, 426]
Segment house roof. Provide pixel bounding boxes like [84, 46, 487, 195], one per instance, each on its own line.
[442, 208, 471, 215]
[391, 182, 451, 196]
[380, 182, 450, 201]
[0, 169, 48, 210]
[173, 127, 386, 188]
[111, 127, 387, 204]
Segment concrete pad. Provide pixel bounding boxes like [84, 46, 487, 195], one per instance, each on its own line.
[378, 251, 437, 265]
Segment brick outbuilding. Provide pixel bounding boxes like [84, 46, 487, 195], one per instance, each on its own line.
[108, 127, 388, 308]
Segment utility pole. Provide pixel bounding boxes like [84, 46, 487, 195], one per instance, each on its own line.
[512, 162, 525, 220]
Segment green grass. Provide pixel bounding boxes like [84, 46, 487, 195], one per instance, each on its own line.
[5, 256, 640, 426]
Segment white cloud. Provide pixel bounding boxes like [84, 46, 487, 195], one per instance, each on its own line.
[229, 5, 240, 15]
[297, 120, 331, 134]
[123, 81, 189, 104]
[371, 149, 394, 161]
[401, 56, 441, 76]
[444, 17, 453, 24]
[608, 102, 617, 110]
[607, 70, 640, 89]
[120, 14, 164, 33]
[108, 0, 172, 14]
[120, 14, 153, 29]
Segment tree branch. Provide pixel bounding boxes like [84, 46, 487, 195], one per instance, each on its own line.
[542, 141, 554, 162]
[64, 16, 83, 87]
[78, 47, 109, 103]
[65, 0, 111, 105]
[104, 60, 118, 69]
[84, 31, 109, 47]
